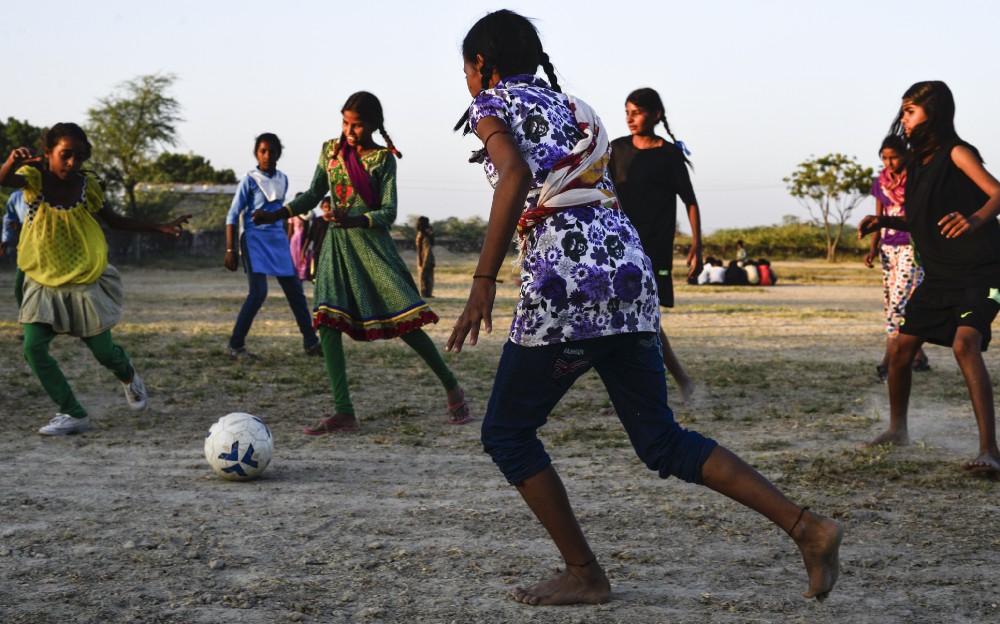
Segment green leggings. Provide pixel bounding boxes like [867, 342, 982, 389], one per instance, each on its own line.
[320, 326, 457, 416]
[23, 323, 134, 418]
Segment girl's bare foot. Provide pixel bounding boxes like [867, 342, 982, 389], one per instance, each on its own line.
[790, 509, 844, 602]
[511, 560, 612, 606]
[866, 428, 909, 447]
[302, 413, 358, 435]
[960, 452, 1000, 473]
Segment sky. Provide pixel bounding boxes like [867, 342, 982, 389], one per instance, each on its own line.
[4, 0, 1000, 233]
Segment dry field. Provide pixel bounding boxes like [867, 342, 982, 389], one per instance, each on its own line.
[1, 251, 998, 623]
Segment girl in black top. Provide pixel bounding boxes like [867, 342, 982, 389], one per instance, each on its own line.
[858, 80, 1000, 472]
[609, 88, 702, 402]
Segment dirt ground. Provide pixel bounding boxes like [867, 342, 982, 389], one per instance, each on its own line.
[1, 258, 998, 623]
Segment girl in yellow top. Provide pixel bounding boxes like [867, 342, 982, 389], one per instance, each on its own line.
[0, 123, 189, 436]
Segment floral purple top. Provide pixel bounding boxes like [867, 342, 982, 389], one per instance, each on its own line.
[469, 75, 660, 346]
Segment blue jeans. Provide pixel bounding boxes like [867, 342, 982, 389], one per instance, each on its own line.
[481, 332, 717, 485]
[229, 272, 318, 350]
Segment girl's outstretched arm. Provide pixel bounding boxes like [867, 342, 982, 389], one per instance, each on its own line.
[0, 148, 43, 188]
[446, 116, 531, 353]
[858, 214, 907, 238]
[98, 206, 191, 236]
[939, 145, 1000, 238]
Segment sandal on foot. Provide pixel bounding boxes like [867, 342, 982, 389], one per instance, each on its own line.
[303, 414, 358, 435]
[447, 389, 472, 425]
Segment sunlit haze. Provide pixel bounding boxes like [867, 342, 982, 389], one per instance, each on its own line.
[5, 0, 999, 232]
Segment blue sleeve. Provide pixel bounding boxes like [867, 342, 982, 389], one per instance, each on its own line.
[469, 88, 511, 132]
[226, 177, 252, 226]
[2, 195, 19, 244]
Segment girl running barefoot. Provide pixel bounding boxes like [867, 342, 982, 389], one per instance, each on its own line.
[0, 123, 189, 435]
[609, 87, 701, 402]
[254, 92, 468, 432]
[863, 135, 929, 382]
[448, 9, 842, 606]
[224, 133, 320, 360]
[858, 81, 1000, 473]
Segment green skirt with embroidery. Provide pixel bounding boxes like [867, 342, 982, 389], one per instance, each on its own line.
[313, 225, 437, 341]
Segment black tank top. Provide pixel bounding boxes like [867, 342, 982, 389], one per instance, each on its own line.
[904, 139, 1000, 288]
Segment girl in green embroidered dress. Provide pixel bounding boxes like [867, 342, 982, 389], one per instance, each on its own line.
[254, 92, 469, 432]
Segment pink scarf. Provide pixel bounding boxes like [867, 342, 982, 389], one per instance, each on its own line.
[879, 167, 906, 208]
[341, 144, 380, 210]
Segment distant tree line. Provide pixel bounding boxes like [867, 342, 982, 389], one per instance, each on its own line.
[1, 74, 234, 220]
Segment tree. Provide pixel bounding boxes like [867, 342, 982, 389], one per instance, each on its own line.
[143, 152, 237, 184]
[784, 154, 874, 262]
[0, 117, 45, 160]
[87, 73, 181, 218]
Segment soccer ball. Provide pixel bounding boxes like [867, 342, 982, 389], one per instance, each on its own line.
[204, 412, 274, 481]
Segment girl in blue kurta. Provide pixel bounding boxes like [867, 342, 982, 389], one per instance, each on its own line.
[224, 133, 319, 359]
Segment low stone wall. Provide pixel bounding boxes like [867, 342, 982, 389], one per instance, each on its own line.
[0, 229, 486, 266]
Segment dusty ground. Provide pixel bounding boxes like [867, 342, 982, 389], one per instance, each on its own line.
[1, 256, 998, 623]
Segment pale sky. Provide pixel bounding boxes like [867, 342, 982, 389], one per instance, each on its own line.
[5, 0, 999, 233]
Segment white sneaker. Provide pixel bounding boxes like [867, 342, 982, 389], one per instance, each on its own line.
[39, 413, 90, 436]
[123, 372, 148, 410]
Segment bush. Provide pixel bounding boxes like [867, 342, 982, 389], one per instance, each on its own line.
[675, 218, 870, 261]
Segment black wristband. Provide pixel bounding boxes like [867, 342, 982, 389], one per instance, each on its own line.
[473, 274, 504, 284]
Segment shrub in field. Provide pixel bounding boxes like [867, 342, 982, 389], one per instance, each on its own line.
[676, 219, 870, 260]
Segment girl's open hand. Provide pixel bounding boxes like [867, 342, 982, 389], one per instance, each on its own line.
[159, 214, 192, 237]
[447, 280, 496, 353]
[939, 211, 978, 238]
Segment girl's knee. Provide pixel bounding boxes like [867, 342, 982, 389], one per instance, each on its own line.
[481, 418, 550, 484]
[23, 339, 49, 365]
[638, 428, 717, 484]
[953, 331, 984, 360]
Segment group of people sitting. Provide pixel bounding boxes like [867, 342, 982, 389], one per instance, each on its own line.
[696, 256, 777, 286]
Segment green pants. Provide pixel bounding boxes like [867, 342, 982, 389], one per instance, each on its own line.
[23, 323, 134, 418]
[320, 326, 457, 416]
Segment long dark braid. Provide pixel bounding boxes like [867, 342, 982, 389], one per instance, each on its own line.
[539, 52, 561, 93]
[660, 117, 691, 169]
[378, 124, 402, 159]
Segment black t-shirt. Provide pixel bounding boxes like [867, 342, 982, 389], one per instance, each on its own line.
[608, 137, 697, 270]
[905, 139, 1000, 287]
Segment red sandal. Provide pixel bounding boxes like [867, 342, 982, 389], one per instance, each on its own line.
[447, 389, 472, 425]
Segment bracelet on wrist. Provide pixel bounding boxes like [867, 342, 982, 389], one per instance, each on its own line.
[226, 248, 235, 253]
[473, 274, 504, 284]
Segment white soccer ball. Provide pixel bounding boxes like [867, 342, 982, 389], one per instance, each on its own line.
[204, 412, 274, 481]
